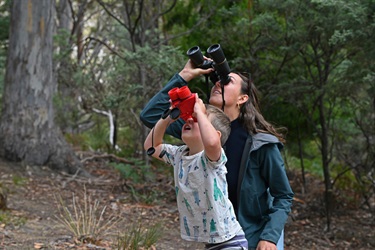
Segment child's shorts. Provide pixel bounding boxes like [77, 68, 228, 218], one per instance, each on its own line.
[204, 230, 248, 250]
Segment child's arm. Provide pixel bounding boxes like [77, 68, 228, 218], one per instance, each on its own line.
[144, 115, 174, 161]
[194, 95, 222, 161]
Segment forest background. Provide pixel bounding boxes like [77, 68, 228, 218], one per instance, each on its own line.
[0, 0, 374, 249]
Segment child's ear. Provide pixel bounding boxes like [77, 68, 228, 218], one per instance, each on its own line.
[216, 130, 223, 146]
[217, 130, 222, 138]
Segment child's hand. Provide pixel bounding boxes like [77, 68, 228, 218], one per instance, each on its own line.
[193, 93, 206, 118]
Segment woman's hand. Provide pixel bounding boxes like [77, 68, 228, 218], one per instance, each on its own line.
[256, 240, 277, 250]
[179, 58, 213, 82]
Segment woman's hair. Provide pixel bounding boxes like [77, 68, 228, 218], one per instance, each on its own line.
[206, 104, 231, 146]
[236, 72, 286, 143]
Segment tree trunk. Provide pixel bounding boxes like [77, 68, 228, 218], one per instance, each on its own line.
[297, 124, 306, 194]
[0, 0, 84, 175]
[318, 95, 332, 231]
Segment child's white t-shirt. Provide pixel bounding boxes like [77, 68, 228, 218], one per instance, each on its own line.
[162, 144, 243, 244]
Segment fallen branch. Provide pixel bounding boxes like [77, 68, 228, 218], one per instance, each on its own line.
[81, 153, 134, 165]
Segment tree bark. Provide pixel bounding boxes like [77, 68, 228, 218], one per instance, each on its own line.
[0, 0, 84, 175]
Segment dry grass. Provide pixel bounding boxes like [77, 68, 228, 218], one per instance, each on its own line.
[55, 186, 121, 243]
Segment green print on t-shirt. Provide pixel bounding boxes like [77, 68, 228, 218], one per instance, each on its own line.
[213, 178, 225, 206]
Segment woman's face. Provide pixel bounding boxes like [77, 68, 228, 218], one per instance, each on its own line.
[209, 72, 244, 110]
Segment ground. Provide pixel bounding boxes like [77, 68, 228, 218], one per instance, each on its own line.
[0, 156, 374, 250]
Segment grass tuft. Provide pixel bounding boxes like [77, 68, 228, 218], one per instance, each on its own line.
[55, 187, 121, 244]
[116, 219, 162, 250]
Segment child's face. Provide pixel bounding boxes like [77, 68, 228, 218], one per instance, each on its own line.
[181, 118, 202, 145]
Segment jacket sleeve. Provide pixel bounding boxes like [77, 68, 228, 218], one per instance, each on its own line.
[139, 73, 187, 139]
[257, 143, 294, 244]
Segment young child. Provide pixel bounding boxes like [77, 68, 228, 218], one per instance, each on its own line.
[144, 94, 248, 249]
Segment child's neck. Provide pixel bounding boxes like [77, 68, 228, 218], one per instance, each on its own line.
[185, 142, 204, 156]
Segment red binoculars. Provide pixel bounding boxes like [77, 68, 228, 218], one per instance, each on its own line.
[148, 86, 196, 157]
[166, 86, 196, 122]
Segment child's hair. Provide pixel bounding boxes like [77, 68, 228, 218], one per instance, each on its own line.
[205, 104, 231, 146]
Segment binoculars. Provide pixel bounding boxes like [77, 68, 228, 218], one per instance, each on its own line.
[162, 86, 197, 122]
[186, 44, 231, 85]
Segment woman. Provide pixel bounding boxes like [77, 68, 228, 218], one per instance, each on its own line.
[140, 59, 294, 250]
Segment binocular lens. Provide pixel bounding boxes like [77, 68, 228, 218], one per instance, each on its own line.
[186, 44, 231, 85]
[207, 44, 231, 84]
[187, 46, 204, 66]
[187, 46, 200, 56]
[177, 86, 192, 100]
[207, 44, 225, 64]
[168, 87, 180, 101]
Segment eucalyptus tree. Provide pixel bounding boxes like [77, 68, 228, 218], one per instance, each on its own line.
[0, 0, 84, 174]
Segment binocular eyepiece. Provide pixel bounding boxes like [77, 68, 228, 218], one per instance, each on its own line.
[186, 44, 231, 85]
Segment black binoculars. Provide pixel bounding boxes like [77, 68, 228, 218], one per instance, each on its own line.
[186, 44, 231, 85]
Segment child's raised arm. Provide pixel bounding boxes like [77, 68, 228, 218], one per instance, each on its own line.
[194, 94, 222, 162]
[144, 115, 174, 161]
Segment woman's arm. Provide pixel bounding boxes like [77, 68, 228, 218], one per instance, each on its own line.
[258, 144, 294, 245]
[140, 74, 187, 139]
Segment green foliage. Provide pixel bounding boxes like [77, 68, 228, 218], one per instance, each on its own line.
[0, 210, 26, 227]
[115, 126, 138, 157]
[12, 175, 27, 186]
[112, 159, 154, 184]
[285, 141, 324, 177]
[111, 159, 173, 205]
[165, 0, 254, 71]
[53, 29, 73, 60]
[0, 181, 26, 225]
[0, 181, 8, 210]
[0, 0, 10, 106]
[116, 219, 162, 250]
[0, 0, 10, 42]
[64, 113, 115, 153]
[81, 115, 112, 152]
[53, 94, 82, 134]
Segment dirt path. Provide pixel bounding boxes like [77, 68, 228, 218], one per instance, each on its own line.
[0, 157, 374, 250]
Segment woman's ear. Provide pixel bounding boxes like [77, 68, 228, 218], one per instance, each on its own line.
[238, 94, 249, 105]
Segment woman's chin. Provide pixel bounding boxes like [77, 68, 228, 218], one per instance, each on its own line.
[208, 97, 222, 107]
